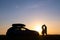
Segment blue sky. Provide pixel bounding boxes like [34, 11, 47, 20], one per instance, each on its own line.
[0, 0, 60, 34]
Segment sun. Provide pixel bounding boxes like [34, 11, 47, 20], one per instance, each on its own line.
[33, 25, 42, 34]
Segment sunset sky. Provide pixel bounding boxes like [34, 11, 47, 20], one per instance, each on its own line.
[0, 0, 60, 35]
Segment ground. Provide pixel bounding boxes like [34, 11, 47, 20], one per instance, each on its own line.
[0, 35, 60, 40]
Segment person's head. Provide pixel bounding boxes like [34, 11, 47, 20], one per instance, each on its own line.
[12, 23, 26, 28]
[42, 24, 47, 29]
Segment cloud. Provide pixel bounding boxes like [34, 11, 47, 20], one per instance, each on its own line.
[24, 1, 48, 9]
[16, 5, 19, 8]
[25, 4, 40, 9]
[29, 4, 39, 8]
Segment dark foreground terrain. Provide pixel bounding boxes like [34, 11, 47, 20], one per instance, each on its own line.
[0, 35, 60, 40]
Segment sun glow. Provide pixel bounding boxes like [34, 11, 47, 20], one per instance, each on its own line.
[33, 25, 42, 34]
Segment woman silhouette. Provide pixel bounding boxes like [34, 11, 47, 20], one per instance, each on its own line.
[42, 24, 47, 36]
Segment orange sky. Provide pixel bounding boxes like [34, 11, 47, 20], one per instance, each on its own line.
[0, 20, 60, 35]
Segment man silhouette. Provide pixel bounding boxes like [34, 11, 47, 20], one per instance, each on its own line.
[6, 23, 40, 40]
[42, 24, 47, 36]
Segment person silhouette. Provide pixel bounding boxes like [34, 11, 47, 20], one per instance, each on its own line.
[6, 23, 40, 40]
[42, 24, 47, 36]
